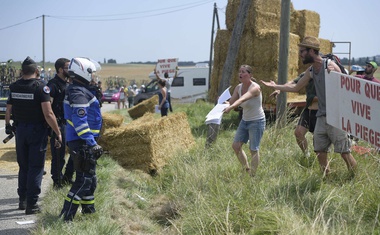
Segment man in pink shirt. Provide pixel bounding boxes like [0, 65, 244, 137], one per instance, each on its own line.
[354, 61, 380, 83]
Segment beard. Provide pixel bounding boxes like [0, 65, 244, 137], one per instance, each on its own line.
[364, 68, 371, 75]
[63, 70, 70, 78]
[302, 54, 314, 65]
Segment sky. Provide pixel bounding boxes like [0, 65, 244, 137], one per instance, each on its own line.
[0, 0, 379, 65]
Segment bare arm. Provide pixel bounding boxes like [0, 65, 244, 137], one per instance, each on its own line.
[269, 80, 296, 98]
[159, 88, 167, 108]
[173, 66, 178, 78]
[224, 83, 261, 113]
[41, 101, 62, 144]
[154, 68, 161, 80]
[261, 70, 311, 92]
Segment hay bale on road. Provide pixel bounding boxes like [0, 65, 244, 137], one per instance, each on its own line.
[128, 95, 158, 120]
[100, 112, 194, 175]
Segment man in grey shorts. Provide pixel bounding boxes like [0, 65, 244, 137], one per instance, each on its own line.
[261, 36, 357, 176]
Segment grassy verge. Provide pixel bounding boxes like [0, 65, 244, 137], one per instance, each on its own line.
[32, 102, 380, 234]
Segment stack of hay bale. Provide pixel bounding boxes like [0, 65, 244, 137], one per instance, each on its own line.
[210, 0, 332, 105]
[99, 112, 195, 175]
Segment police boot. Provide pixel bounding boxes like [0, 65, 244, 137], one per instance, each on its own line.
[26, 204, 41, 215]
[82, 204, 96, 214]
[61, 200, 79, 221]
[62, 174, 74, 185]
[18, 199, 26, 210]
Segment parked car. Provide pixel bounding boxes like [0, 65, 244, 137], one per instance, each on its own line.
[101, 88, 120, 103]
[133, 80, 159, 105]
[0, 85, 10, 119]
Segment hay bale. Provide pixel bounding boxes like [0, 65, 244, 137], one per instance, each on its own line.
[319, 38, 332, 55]
[209, 29, 231, 103]
[102, 113, 124, 129]
[292, 10, 320, 39]
[100, 112, 194, 174]
[226, 0, 282, 32]
[127, 95, 158, 120]
[210, 29, 300, 105]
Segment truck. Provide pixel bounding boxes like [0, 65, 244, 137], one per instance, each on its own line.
[134, 65, 210, 105]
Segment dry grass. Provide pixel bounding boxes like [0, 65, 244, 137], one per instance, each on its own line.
[97, 63, 154, 88]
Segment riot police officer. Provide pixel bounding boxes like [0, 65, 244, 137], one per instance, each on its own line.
[60, 57, 103, 221]
[47, 58, 74, 188]
[5, 56, 62, 214]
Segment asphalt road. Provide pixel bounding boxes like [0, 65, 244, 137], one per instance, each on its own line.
[0, 103, 116, 234]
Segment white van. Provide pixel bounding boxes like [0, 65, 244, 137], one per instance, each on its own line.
[143, 66, 210, 103]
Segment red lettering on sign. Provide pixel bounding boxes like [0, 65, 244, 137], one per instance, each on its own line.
[340, 75, 361, 94]
[351, 100, 371, 120]
[342, 117, 351, 133]
[364, 83, 380, 101]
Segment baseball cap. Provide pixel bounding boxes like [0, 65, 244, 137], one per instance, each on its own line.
[366, 61, 378, 70]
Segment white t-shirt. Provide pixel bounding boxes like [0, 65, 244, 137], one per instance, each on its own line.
[165, 77, 173, 93]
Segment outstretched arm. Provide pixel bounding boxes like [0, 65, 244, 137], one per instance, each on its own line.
[224, 83, 261, 113]
[154, 67, 161, 80]
[173, 66, 178, 78]
[261, 70, 311, 92]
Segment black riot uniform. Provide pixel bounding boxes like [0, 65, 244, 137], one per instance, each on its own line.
[6, 57, 52, 214]
[47, 75, 74, 187]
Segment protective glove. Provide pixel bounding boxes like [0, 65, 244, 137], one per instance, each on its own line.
[5, 124, 12, 135]
[90, 144, 103, 160]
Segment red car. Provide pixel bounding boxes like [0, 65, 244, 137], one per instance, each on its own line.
[101, 89, 120, 103]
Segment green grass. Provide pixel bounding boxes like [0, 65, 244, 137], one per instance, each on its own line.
[32, 102, 380, 235]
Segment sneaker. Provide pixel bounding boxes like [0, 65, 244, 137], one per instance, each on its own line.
[18, 200, 26, 210]
[26, 204, 41, 215]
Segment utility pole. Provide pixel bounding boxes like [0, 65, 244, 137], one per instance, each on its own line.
[42, 14, 45, 70]
[208, 3, 220, 90]
[276, 0, 291, 128]
[218, 0, 252, 95]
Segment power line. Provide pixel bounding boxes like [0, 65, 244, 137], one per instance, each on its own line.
[52, 0, 213, 18]
[0, 0, 215, 29]
[48, 0, 214, 21]
[0, 16, 41, 31]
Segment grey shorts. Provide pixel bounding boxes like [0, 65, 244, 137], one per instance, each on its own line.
[313, 116, 351, 153]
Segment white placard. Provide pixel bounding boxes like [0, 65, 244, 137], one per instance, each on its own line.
[155, 58, 178, 78]
[325, 71, 380, 148]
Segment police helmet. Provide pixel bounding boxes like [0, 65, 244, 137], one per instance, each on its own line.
[68, 57, 97, 83]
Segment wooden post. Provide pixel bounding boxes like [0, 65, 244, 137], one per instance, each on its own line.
[276, 0, 291, 128]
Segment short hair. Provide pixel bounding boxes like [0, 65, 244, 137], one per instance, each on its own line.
[54, 58, 70, 72]
[164, 72, 169, 78]
[158, 79, 166, 87]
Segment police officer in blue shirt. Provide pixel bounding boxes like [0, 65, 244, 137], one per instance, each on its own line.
[60, 57, 103, 221]
[5, 56, 62, 214]
[47, 58, 75, 188]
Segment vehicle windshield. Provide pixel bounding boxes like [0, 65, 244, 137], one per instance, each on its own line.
[105, 89, 118, 94]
